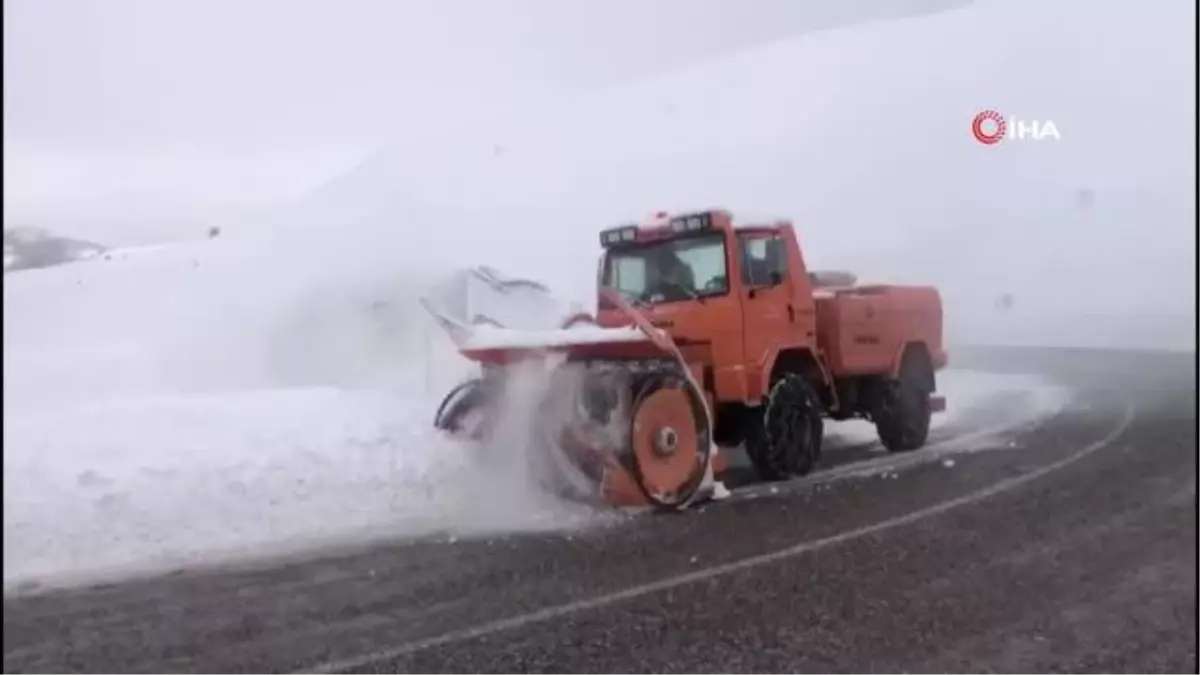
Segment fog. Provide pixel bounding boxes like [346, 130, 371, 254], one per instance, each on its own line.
[5, 0, 970, 142]
[6, 0, 1195, 351]
[4, 0, 969, 238]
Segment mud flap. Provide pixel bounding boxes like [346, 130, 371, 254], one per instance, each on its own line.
[930, 395, 946, 414]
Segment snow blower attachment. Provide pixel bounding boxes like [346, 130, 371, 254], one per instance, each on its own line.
[424, 210, 949, 512]
[423, 267, 717, 510]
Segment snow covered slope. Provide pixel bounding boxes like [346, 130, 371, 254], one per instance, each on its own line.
[2, 233, 608, 589]
[3, 227, 107, 273]
[291, 0, 1194, 350]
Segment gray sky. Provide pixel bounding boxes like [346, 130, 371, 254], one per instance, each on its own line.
[4, 0, 968, 146]
[3, 0, 974, 240]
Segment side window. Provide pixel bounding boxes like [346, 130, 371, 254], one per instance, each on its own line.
[739, 234, 788, 287]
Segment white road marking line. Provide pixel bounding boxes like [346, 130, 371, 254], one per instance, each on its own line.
[298, 401, 1136, 674]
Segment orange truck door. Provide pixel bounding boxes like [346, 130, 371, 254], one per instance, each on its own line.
[737, 231, 792, 401]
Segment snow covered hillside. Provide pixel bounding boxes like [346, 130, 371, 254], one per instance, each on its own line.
[3, 143, 372, 247]
[290, 0, 1195, 350]
[4, 227, 109, 273]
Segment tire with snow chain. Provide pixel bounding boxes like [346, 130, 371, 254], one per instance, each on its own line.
[875, 355, 934, 452]
[745, 374, 824, 481]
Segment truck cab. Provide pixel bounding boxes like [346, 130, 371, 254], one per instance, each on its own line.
[595, 207, 945, 431]
[595, 209, 823, 406]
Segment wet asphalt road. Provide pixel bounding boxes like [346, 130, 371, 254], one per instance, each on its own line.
[4, 346, 1196, 674]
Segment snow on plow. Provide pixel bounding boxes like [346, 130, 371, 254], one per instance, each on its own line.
[421, 266, 720, 511]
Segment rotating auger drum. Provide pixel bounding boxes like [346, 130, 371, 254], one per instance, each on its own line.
[536, 357, 714, 510]
[427, 296, 715, 511]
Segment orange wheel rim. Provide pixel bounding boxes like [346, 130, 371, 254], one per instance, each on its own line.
[630, 385, 702, 501]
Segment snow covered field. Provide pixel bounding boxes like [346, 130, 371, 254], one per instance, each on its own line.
[2, 235, 600, 590]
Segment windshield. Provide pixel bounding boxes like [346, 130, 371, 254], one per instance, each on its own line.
[602, 233, 729, 304]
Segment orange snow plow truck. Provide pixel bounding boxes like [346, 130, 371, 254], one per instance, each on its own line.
[425, 209, 947, 512]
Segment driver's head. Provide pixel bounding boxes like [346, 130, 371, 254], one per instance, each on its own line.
[656, 249, 683, 277]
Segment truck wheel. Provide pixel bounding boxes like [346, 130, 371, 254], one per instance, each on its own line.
[875, 358, 933, 452]
[434, 378, 491, 434]
[745, 374, 823, 480]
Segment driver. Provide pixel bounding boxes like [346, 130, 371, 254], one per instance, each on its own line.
[648, 248, 695, 301]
